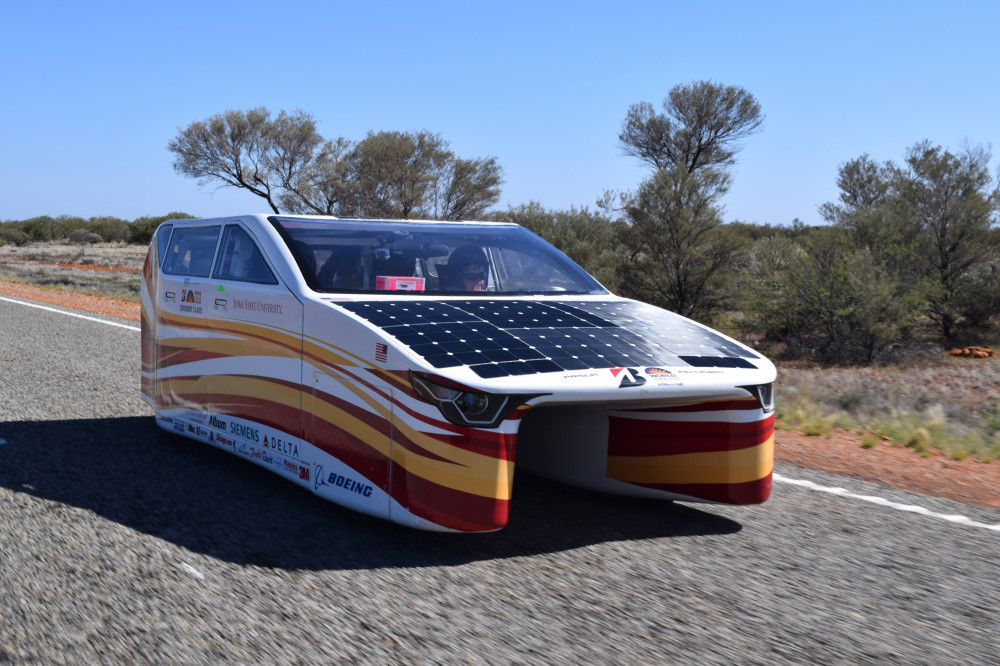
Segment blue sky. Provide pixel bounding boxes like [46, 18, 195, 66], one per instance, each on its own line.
[2, 1, 998, 225]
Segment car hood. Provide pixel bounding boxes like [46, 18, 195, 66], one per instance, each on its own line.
[335, 297, 776, 397]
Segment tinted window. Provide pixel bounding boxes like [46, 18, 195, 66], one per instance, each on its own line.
[162, 226, 221, 277]
[155, 224, 173, 265]
[212, 225, 277, 284]
[270, 217, 606, 296]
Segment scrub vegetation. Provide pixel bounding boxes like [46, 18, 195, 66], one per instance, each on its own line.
[0, 242, 147, 302]
[777, 360, 1000, 462]
[2, 80, 998, 460]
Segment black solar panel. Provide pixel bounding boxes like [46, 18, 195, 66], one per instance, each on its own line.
[338, 300, 759, 378]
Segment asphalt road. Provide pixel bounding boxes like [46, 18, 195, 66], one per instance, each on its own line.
[1, 295, 998, 664]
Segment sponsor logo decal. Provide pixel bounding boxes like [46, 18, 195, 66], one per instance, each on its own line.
[230, 422, 260, 442]
[208, 415, 228, 431]
[211, 431, 235, 448]
[179, 289, 203, 314]
[173, 422, 185, 433]
[644, 366, 682, 385]
[314, 464, 373, 497]
[232, 298, 283, 315]
[263, 434, 299, 458]
[612, 367, 646, 388]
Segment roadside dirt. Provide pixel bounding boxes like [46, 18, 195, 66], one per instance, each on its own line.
[2, 279, 997, 511]
[775, 429, 999, 510]
[0, 280, 140, 322]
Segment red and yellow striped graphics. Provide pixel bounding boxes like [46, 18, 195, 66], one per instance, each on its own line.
[140, 248, 156, 402]
[606, 398, 773, 504]
[152, 308, 521, 531]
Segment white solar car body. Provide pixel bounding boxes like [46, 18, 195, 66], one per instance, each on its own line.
[141, 214, 776, 532]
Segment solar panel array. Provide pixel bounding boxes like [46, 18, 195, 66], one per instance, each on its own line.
[338, 300, 760, 378]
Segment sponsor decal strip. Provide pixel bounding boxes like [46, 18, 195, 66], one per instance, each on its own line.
[162, 373, 515, 500]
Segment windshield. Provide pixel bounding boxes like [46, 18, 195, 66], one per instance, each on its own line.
[270, 217, 607, 296]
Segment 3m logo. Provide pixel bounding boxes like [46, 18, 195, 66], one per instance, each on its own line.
[612, 367, 646, 388]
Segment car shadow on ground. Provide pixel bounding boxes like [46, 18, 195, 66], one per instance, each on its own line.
[0, 416, 742, 570]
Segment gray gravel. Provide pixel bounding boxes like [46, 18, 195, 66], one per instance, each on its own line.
[1, 298, 999, 664]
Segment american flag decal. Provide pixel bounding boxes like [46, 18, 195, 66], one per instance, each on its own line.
[375, 342, 388, 363]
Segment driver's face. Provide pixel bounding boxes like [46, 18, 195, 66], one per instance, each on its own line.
[461, 264, 487, 292]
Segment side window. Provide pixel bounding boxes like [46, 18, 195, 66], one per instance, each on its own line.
[155, 224, 173, 265]
[162, 226, 221, 277]
[212, 225, 277, 284]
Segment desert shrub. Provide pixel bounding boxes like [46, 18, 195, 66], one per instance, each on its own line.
[0, 227, 31, 246]
[68, 229, 102, 245]
[127, 212, 195, 245]
[87, 216, 130, 243]
[740, 230, 925, 363]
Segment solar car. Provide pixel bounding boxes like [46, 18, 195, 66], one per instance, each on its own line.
[140, 214, 776, 532]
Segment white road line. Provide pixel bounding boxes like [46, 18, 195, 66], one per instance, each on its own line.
[0, 295, 140, 331]
[773, 472, 1000, 533]
[179, 562, 205, 580]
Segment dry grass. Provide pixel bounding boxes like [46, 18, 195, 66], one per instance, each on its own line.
[0, 242, 146, 302]
[777, 359, 1000, 462]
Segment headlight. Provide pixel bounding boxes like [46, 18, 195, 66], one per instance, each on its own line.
[740, 382, 775, 413]
[410, 372, 536, 428]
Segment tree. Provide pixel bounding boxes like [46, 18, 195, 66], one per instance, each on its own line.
[169, 109, 503, 219]
[619, 81, 764, 173]
[613, 82, 764, 320]
[892, 142, 1000, 340]
[168, 107, 306, 213]
[618, 166, 747, 319]
[819, 155, 917, 276]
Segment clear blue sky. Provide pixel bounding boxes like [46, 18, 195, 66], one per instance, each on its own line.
[3, 0, 998, 225]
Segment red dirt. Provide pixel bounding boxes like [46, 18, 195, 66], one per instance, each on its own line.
[0, 280, 140, 322]
[775, 429, 999, 510]
[36, 260, 139, 274]
[2, 279, 997, 511]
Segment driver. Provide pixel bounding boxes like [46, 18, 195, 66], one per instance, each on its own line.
[446, 245, 488, 292]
